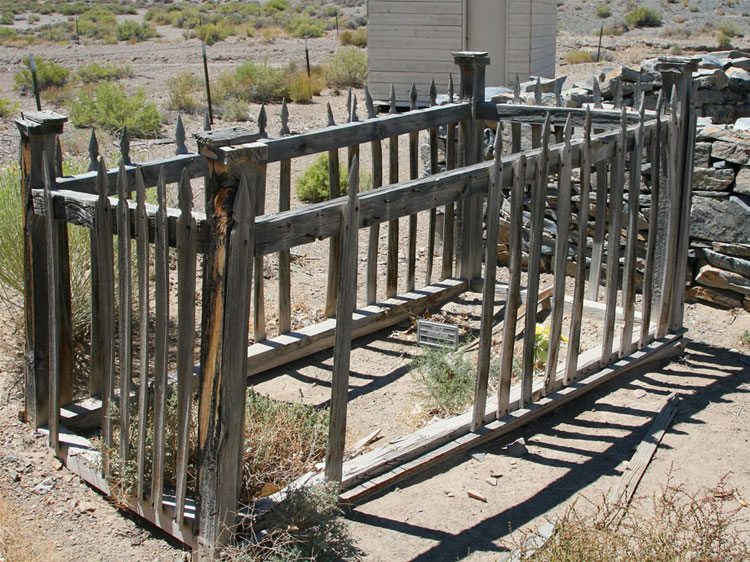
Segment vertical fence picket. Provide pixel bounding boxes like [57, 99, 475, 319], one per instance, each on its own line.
[471, 128, 503, 431]
[407, 82, 419, 292]
[175, 170, 197, 523]
[425, 80, 438, 285]
[531, 78, 542, 148]
[565, 109, 593, 386]
[325, 102, 342, 318]
[521, 115, 551, 405]
[151, 168, 169, 512]
[278, 106, 291, 333]
[325, 157, 360, 483]
[134, 168, 149, 501]
[116, 165, 132, 463]
[587, 89, 608, 301]
[511, 74, 522, 153]
[544, 116, 573, 395]
[253, 107, 268, 341]
[441, 76, 456, 280]
[365, 87, 383, 305]
[120, 126, 131, 166]
[386, 85, 400, 298]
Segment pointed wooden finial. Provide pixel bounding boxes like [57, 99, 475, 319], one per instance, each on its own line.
[350, 94, 359, 123]
[365, 86, 376, 119]
[120, 126, 131, 166]
[593, 79, 602, 109]
[563, 113, 573, 143]
[613, 78, 623, 109]
[534, 77, 542, 105]
[279, 98, 290, 136]
[175, 114, 187, 155]
[88, 129, 99, 172]
[347, 153, 360, 197]
[513, 74, 521, 104]
[429, 79, 437, 107]
[493, 121, 503, 157]
[326, 101, 336, 126]
[96, 156, 108, 199]
[178, 168, 193, 216]
[584, 105, 592, 139]
[542, 112, 552, 147]
[555, 80, 563, 107]
[409, 81, 417, 110]
[346, 88, 352, 123]
[258, 104, 267, 138]
[234, 172, 252, 221]
[135, 166, 146, 215]
[203, 106, 211, 131]
[448, 74, 454, 102]
[389, 84, 397, 114]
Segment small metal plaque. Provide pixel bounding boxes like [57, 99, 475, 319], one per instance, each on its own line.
[417, 319, 459, 349]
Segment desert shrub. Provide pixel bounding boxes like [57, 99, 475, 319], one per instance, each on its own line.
[564, 49, 593, 64]
[717, 20, 742, 37]
[166, 71, 202, 113]
[195, 22, 232, 45]
[324, 47, 367, 90]
[287, 70, 324, 103]
[76, 62, 132, 84]
[116, 20, 157, 42]
[412, 347, 475, 416]
[219, 97, 250, 121]
[289, 14, 325, 37]
[596, 4, 611, 18]
[718, 33, 733, 49]
[0, 94, 18, 117]
[624, 6, 662, 27]
[599, 24, 626, 36]
[340, 27, 367, 46]
[0, 26, 17, 43]
[13, 56, 70, 94]
[27, 13, 39, 24]
[295, 153, 348, 202]
[70, 82, 161, 138]
[0, 11, 12, 25]
[76, 9, 118, 42]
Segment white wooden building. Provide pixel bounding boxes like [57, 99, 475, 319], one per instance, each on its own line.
[367, 0, 557, 105]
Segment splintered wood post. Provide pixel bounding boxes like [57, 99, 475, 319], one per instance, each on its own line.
[498, 154, 526, 417]
[151, 167, 169, 512]
[175, 170, 197, 524]
[454, 51, 489, 282]
[425, 79, 438, 285]
[386, 85, 399, 298]
[325, 102, 342, 317]
[407, 82, 419, 293]
[511, 74, 522, 153]
[601, 109, 627, 364]
[441, 75, 457, 280]
[620, 103, 645, 356]
[640, 92, 664, 347]
[134, 168, 149, 501]
[325, 157, 361, 483]
[544, 116, 573, 395]
[197, 174, 256, 558]
[565, 108, 593, 386]
[521, 114, 551, 406]
[93, 157, 115, 464]
[42, 153, 59, 450]
[16, 110, 67, 429]
[116, 165, 132, 463]
[365, 87, 383, 305]
[278, 105, 291, 333]
[471, 128, 503, 431]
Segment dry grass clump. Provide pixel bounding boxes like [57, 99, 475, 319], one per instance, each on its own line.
[511, 475, 750, 561]
[564, 50, 593, 64]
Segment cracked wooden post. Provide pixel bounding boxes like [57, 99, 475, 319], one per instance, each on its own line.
[195, 128, 262, 559]
[16, 110, 72, 430]
[453, 51, 489, 283]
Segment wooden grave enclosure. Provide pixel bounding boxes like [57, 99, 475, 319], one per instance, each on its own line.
[18, 53, 697, 559]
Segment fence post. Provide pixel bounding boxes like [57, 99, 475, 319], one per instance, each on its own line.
[195, 129, 261, 559]
[15, 110, 72, 430]
[453, 51, 489, 282]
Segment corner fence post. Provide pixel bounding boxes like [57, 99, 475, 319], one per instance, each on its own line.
[15, 110, 72, 430]
[194, 128, 263, 559]
[654, 58, 697, 332]
[453, 51, 490, 283]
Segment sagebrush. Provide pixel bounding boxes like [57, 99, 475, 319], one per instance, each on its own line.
[70, 82, 161, 137]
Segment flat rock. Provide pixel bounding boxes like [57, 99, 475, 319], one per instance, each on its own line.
[730, 57, 750, 72]
[506, 438, 528, 458]
[711, 141, 750, 165]
[727, 67, 750, 92]
[686, 285, 745, 309]
[467, 489, 487, 502]
[690, 196, 750, 243]
[696, 264, 750, 296]
[697, 126, 750, 147]
[713, 242, 750, 257]
[694, 142, 712, 167]
[702, 249, 750, 278]
[735, 167, 750, 195]
[694, 68, 729, 89]
[693, 167, 735, 190]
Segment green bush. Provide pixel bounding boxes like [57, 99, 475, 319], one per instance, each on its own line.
[166, 71, 202, 113]
[116, 20, 157, 42]
[76, 62, 132, 84]
[70, 82, 161, 138]
[289, 14, 325, 38]
[324, 47, 367, 90]
[625, 6, 662, 27]
[0, 12, 13, 25]
[295, 154, 348, 202]
[596, 4, 611, 18]
[412, 347, 475, 416]
[0, 26, 17, 44]
[0, 93, 17, 117]
[14, 56, 70, 94]
[195, 22, 232, 45]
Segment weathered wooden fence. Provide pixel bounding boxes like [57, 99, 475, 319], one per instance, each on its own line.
[18, 53, 697, 559]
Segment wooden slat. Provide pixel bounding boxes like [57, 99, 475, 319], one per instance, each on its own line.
[43, 154, 60, 450]
[134, 168, 150, 501]
[325, 149, 342, 318]
[565, 109, 592, 386]
[151, 168, 169, 513]
[174, 170, 197, 524]
[498, 155, 526, 417]
[252, 164, 267, 342]
[471, 130, 504, 431]
[366, 92, 384, 305]
[116, 165, 133, 464]
[407, 84, 419, 293]
[587, 158, 609, 301]
[441, 77, 457, 280]
[521, 115, 551, 406]
[278, 159, 291, 333]
[601, 110, 628, 364]
[386, 90, 400, 298]
[425, 81, 439, 286]
[325, 158, 360, 482]
[482, 103, 646, 127]
[544, 117, 573, 395]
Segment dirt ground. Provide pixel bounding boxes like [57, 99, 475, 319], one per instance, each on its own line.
[0, 16, 749, 562]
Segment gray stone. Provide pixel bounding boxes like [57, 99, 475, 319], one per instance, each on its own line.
[690, 195, 750, 243]
[506, 438, 528, 457]
[694, 68, 729, 89]
[522, 76, 566, 94]
[702, 249, 750, 278]
[713, 241, 750, 257]
[692, 191, 730, 198]
[702, 104, 736, 124]
[735, 167, 750, 195]
[698, 125, 750, 146]
[727, 67, 750, 92]
[693, 167, 735, 190]
[696, 264, 750, 296]
[563, 87, 593, 108]
[730, 57, 750, 72]
[712, 50, 750, 60]
[712, 140, 750, 165]
[695, 142, 712, 167]
[694, 54, 725, 69]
